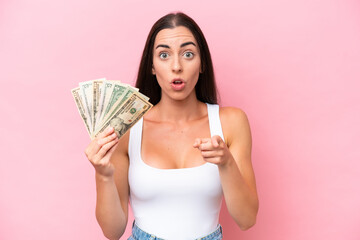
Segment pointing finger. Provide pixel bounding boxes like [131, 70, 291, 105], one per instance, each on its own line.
[193, 138, 201, 148]
[198, 139, 213, 151]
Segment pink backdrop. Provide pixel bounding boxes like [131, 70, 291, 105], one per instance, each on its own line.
[1, 0, 359, 239]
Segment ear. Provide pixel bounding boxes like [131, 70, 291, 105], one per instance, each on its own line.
[152, 65, 156, 75]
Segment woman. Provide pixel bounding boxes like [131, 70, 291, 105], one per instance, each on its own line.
[85, 12, 259, 240]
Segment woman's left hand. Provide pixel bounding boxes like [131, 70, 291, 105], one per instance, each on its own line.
[193, 135, 233, 167]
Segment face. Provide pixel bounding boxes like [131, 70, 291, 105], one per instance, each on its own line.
[152, 26, 201, 102]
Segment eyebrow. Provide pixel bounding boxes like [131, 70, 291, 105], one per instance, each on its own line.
[155, 41, 196, 49]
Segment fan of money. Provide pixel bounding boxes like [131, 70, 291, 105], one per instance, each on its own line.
[71, 78, 152, 139]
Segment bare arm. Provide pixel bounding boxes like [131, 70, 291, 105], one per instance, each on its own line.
[85, 127, 130, 240]
[194, 107, 259, 230]
[219, 107, 258, 230]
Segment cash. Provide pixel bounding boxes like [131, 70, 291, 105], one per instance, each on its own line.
[71, 78, 152, 139]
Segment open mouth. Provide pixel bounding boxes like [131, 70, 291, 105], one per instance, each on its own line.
[172, 78, 184, 84]
[171, 78, 185, 90]
[173, 80, 183, 84]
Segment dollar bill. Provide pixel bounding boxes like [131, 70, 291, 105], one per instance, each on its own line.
[97, 82, 127, 129]
[100, 86, 149, 130]
[79, 80, 94, 131]
[100, 86, 136, 127]
[94, 92, 152, 139]
[92, 79, 104, 133]
[102, 82, 130, 119]
[96, 80, 114, 130]
[72, 79, 151, 139]
[71, 87, 91, 136]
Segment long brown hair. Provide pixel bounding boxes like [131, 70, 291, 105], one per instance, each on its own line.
[135, 12, 218, 105]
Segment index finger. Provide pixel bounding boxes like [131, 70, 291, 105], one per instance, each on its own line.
[198, 138, 213, 151]
[193, 138, 202, 148]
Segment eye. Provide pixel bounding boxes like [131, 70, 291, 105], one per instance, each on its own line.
[159, 52, 169, 59]
[183, 51, 194, 59]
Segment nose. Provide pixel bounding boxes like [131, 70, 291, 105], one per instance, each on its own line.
[171, 55, 182, 73]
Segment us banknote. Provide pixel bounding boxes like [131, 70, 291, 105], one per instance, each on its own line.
[71, 78, 152, 139]
[94, 92, 152, 139]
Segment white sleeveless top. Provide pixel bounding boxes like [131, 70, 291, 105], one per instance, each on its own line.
[128, 104, 224, 239]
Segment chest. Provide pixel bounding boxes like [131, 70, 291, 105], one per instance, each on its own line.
[141, 118, 211, 169]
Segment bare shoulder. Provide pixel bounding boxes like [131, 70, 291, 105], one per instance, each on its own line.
[219, 106, 249, 123]
[219, 106, 251, 146]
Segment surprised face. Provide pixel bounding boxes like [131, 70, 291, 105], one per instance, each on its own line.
[152, 26, 202, 102]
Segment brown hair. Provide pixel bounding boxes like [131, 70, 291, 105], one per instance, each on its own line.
[135, 12, 218, 105]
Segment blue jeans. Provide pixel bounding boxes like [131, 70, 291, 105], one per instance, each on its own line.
[127, 220, 223, 240]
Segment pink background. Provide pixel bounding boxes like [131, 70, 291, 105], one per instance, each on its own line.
[1, 0, 359, 239]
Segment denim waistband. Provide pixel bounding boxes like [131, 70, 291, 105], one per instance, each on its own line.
[128, 220, 223, 240]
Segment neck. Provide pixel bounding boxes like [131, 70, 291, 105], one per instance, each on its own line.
[154, 93, 206, 123]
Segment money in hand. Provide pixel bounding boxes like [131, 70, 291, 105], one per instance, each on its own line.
[71, 78, 152, 139]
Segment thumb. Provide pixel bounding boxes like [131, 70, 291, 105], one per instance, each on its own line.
[211, 135, 222, 148]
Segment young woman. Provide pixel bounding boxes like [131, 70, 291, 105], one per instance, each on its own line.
[85, 12, 259, 240]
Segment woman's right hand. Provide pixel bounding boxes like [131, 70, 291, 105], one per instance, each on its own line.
[84, 127, 119, 178]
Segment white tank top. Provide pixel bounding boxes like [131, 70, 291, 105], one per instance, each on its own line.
[128, 103, 224, 239]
